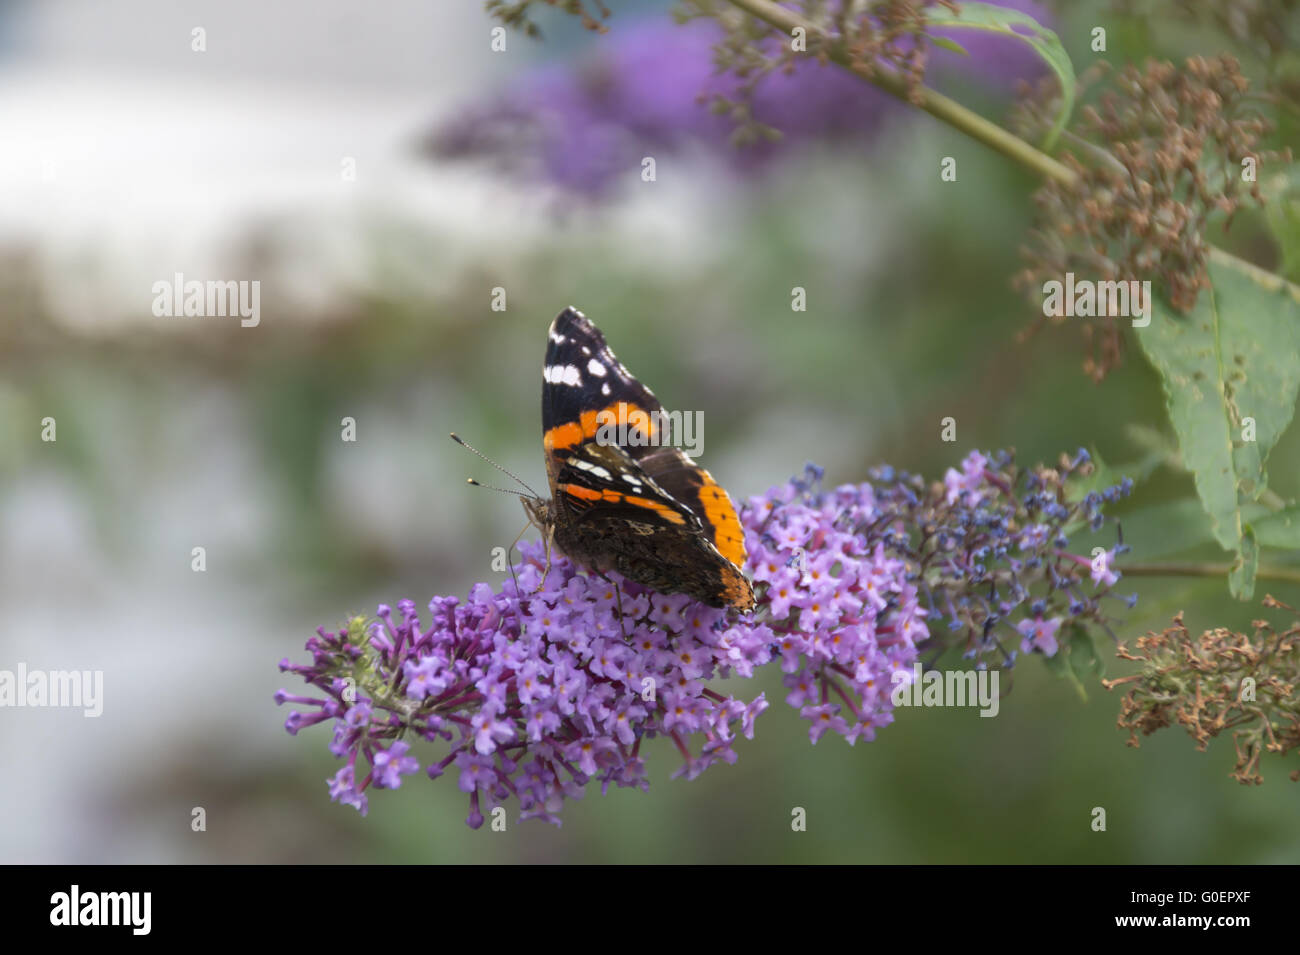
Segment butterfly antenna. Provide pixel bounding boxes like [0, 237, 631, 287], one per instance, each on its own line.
[464, 477, 530, 498]
[450, 432, 541, 498]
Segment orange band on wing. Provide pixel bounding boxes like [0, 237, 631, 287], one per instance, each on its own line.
[696, 471, 747, 567]
[544, 402, 657, 452]
[720, 564, 756, 613]
[559, 483, 686, 525]
[544, 421, 584, 452]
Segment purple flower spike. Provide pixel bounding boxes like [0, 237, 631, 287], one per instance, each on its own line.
[279, 449, 1129, 826]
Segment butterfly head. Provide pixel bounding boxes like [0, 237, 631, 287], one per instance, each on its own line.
[520, 494, 555, 543]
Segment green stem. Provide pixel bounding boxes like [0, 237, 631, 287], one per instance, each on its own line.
[725, 0, 1074, 185]
[722, 0, 1300, 301]
[1120, 562, 1300, 585]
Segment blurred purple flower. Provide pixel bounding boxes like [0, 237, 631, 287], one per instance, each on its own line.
[428, 4, 1053, 195]
[928, 0, 1057, 91]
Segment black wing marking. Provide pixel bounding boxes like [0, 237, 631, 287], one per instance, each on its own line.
[542, 306, 663, 439]
[555, 442, 704, 531]
[635, 447, 749, 570]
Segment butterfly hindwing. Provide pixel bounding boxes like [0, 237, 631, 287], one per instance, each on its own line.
[632, 447, 748, 570]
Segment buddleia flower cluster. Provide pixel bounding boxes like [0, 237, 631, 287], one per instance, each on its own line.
[277, 449, 1131, 826]
[1013, 55, 1290, 379]
[677, 0, 955, 146]
[1103, 595, 1300, 784]
[476, 1, 1047, 160]
[438, 5, 1047, 197]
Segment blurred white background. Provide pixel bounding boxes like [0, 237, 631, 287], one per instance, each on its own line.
[1, 0, 505, 862]
[0, 0, 772, 862]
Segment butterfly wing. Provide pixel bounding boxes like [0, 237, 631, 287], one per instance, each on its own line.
[541, 306, 665, 487]
[553, 441, 704, 533]
[539, 306, 753, 611]
[631, 447, 749, 571]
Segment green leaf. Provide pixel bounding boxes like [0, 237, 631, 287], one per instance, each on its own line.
[1262, 164, 1300, 284]
[1134, 257, 1300, 598]
[1116, 498, 1274, 561]
[1122, 423, 1182, 472]
[1229, 526, 1259, 599]
[1038, 626, 1103, 701]
[1115, 499, 1217, 560]
[1040, 641, 1070, 678]
[926, 34, 969, 56]
[923, 1, 1075, 150]
[1068, 626, 1105, 684]
[1250, 506, 1300, 549]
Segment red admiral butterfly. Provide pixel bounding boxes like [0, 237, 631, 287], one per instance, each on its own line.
[459, 307, 754, 613]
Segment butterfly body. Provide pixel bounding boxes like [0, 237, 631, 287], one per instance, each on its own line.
[526, 307, 754, 613]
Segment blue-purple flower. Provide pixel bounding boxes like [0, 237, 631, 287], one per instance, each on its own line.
[1017, 616, 1063, 656]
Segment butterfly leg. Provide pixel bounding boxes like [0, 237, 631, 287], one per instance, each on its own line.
[615, 579, 631, 640]
[505, 520, 531, 602]
[533, 531, 553, 596]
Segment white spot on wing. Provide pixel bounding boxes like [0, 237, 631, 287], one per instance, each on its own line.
[573, 459, 612, 480]
[587, 358, 607, 377]
[544, 365, 582, 386]
[601, 383, 611, 396]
